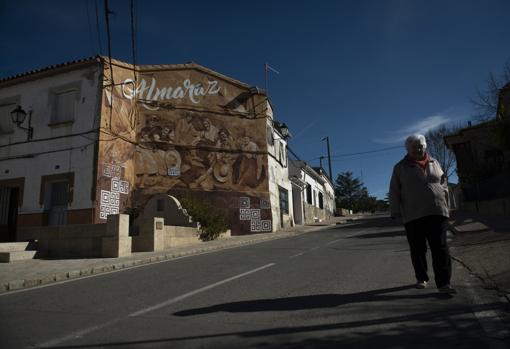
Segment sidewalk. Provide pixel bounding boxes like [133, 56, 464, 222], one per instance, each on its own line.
[449, 210, 510, 297]
[0, 217, 351, 294]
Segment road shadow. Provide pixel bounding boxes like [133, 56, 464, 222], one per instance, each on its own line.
[347, 230, 406, 239]
[335, 216, 402, 230]
[44, 302, 501, 349]
[173, 285, 451, 316]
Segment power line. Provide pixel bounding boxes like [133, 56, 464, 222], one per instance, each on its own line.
[0, 129, 99, 149]
[103, 0, 114, 86]
[84, 0, 96, 55]
[103, 0, 115, 129]
[287, 145, 302, 161]
[130, 0, 137, 68]
[94, 0, 103, 54]
[309, 145, 404, 162]
[129, 0, 139, 131]
[0, 141, 96, 162]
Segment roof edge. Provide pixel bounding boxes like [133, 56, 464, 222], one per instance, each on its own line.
[0, 56, 103, 87]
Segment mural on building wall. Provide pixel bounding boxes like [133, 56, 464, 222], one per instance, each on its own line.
[132, 110, 267, 194]
[95, 62, 273, 233]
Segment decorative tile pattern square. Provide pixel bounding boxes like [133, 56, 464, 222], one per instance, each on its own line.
[111, 179, 120, 192]
[103, 164, 112, 178]
[101, 190, 110, 205]
[119, 180, 129, 194]
[240, 197, 250, 209]
[261, 220, 272, 231]
[250, 209, 261, 220]
[240, 209, 252, 220]
[250, 219, 262, 232]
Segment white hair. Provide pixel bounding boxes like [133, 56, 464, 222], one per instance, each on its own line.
[405, 134, 427, 150]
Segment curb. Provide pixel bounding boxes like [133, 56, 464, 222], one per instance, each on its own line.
[0, 224, 335, 294]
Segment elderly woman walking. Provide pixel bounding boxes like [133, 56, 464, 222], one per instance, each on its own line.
[390, 134, 456, 294]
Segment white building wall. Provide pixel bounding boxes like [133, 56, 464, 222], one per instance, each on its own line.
[266, 115, 293, 231]
[289, 160, 335, 224]
[322, 176, 336, 217]
[0, 65, 101, 213]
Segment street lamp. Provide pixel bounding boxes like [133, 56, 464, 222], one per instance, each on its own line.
[10, 105, 33, 141]
[273, 121, 291, 140]
[279, 122, 290, 139]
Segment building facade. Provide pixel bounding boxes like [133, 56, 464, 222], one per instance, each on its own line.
[0, 57, 293, 240]
[445, 83, 510, 216]
[289, 160, 335, 225]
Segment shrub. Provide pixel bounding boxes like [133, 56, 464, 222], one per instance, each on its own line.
[179, 196, 229, 241]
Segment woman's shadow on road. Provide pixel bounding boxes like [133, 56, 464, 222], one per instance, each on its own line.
[174, 284, 452, 316]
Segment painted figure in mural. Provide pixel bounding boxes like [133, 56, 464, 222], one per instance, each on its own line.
[175, 113, 200, 145]
[200, 118, 219, 144]
[135, 114, 179, 187]
[233, 134, 264, 188]
[134, 147, 164, 187]
[157, 121, 176, 143]
[213, 128, 236, 184]
[140, 115, 162, 142]
[194, 128, 236, 190]
[175, 113, 202, 170]
[187, 116, 222, 172]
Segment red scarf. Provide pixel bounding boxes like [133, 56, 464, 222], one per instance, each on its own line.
[413, 152, 429, 172]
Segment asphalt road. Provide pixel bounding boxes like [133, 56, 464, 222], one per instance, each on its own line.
[1, 216, 509, 349]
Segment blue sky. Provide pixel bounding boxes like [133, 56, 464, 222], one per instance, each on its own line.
[1, 0, 510, 198]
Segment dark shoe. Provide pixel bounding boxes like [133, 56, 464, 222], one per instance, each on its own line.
[438, 284, 457, 294]
[416, 281, 428, 289]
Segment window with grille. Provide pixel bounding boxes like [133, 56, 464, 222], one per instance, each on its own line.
[44, 181, 69, 226]
[306, 184, 312, 204]
[279, 186, 289, 214]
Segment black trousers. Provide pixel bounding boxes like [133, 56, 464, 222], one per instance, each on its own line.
[404, 215, 452, 287]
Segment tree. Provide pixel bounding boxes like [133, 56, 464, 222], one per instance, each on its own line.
[471, 60, 510, 121]
[425, 124, 459, 182]
[335, 171, 383, 213]
[335, 171, 364, 211]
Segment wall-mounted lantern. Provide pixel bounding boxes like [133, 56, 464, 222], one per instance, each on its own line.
[279, 122, 290, 139]
[10, 105, 33, 141]
[274, 121, 291, 140]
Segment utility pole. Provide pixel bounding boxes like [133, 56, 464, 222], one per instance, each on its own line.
[319, 156, 325, 169]
[322, 136, 332, 180]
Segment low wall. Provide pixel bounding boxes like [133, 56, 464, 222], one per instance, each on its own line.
[17, 215, 132, 258]
[163, 226, 201, 248]
[132, 217, 230, 252]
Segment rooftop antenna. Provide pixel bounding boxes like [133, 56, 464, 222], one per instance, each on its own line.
[265, 63, 280, 97]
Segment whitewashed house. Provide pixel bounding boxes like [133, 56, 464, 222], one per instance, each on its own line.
[289, 160, 336, 225]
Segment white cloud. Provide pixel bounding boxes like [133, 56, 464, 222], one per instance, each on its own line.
[373, 114, 452, 144]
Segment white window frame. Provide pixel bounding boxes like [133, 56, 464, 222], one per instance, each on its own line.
[48, 82, 81, 126]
